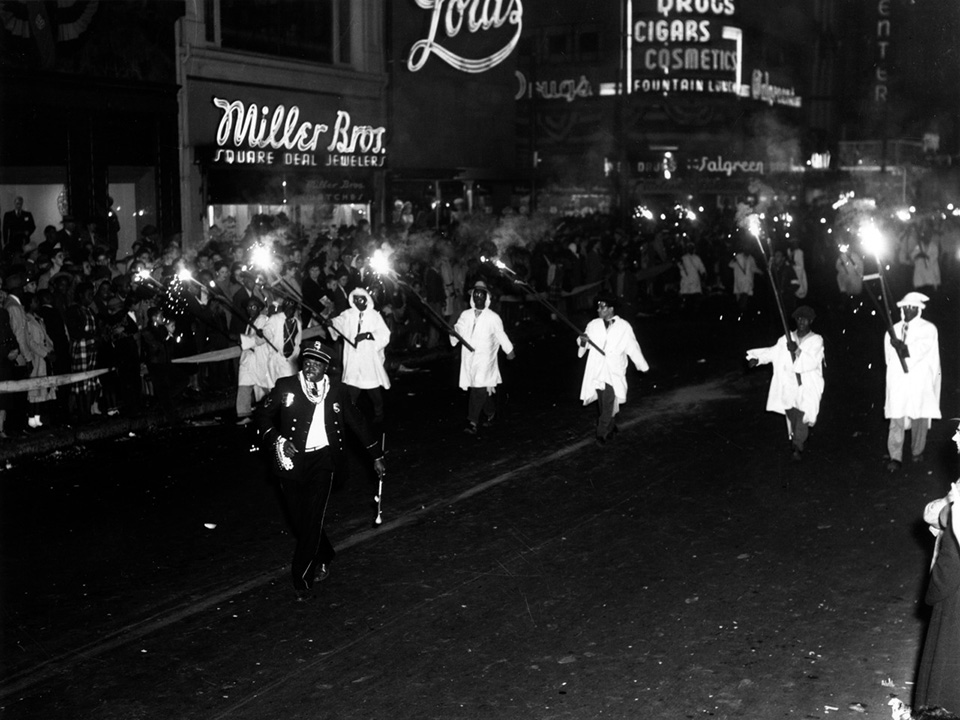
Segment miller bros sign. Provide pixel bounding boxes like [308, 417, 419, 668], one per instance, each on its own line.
[210, 97, 387, 168]
[406, 0, 522, 73]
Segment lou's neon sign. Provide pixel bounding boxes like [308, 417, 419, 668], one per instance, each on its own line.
[407, 0, 523, 74]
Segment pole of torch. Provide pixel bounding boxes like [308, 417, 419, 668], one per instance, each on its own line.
[870, 255, 909, 373]
[751, 231, 801, 384]
[516, 279, 607, 356]
[391, 275, 475, 352]
[265, 277, 358, 349]
[486, 259, 606, 355]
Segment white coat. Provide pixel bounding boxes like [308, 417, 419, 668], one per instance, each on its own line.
[262, 311, 300, 389]
[884, 316, 941, 420]
[330, 287, 391, 390]
[729, 253, 760, 296]
[578, 316, 649, 414]
[452, 295, 514, 391]
[238, 313, 271, 392]
[746, 331, 824, 425]
[678, 253, 706, 294]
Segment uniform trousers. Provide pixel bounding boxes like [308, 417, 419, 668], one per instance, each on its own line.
[281, 446, 337, 591]
[887, 417, 929, 461]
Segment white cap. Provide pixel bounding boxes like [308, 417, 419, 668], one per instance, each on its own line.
[896, 291, 929, 308]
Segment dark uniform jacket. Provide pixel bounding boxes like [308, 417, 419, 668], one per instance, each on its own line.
[256, 373, 381, 484]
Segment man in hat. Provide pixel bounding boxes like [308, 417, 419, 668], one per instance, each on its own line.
[747, 305, 825, 462]
[452, 280, 515, 435]
[330, 285, 391, 429]
[577, 293, 650, 445]
[256, 341, 385, 600]
[883, 292, 941, 472]
[2, 196, 36, 251]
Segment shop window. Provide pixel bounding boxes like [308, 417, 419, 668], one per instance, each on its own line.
[219, 0, 351, 65]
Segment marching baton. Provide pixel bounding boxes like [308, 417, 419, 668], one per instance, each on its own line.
[374, 433, 385, 526]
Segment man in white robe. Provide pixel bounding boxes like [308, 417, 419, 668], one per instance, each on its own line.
[262, 297, 301, 389]
[330, 286, 391, 428]
[236, 296, 271, 425]
[746, 305, 824, 462]
[577, 294, 649, 444]
[884, 292, 941, 472]
[452, 280, 515, 435]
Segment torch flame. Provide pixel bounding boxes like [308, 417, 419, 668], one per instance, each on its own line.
[250, 244, 273, 271]
[859, 220, 884, 257]
[178, 268, 194, 282]
[135, 269, 151, 282]
[369, 248, 393, 276]
[746, 214, 762, 239]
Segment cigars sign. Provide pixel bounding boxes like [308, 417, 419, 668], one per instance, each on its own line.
[406, 0, 523, 73]
[209, 97, 387, 169]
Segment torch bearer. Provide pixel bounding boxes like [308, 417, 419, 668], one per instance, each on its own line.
[249, 244, 357, 348]
[746, 214, 801, 384]
[368, 248, 475, 352]
[484, 256, 606, 356]
[859, 220, 909, 373]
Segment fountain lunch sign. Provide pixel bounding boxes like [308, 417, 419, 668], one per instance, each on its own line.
[209, 97, 387, 169]
[628, 0, 744, 95]
[406, 0, 523, 73]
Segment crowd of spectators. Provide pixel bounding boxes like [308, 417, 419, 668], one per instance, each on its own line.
[0, 194, 955, 439]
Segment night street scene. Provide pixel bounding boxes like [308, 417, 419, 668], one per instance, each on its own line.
[2, 1, 960, 719]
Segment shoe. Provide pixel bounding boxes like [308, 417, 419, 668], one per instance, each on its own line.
[236, 417, 252, 426]
[464, 422, 478, 436]
[316, 563, 330, 583]
[791, 449, 802, 463]
[596, 435, 607, 446]
[886, 460, 902, 473]
[913, 453, 925, 463]
[481, 413, 495, 428]
[294, 587, 314, 602]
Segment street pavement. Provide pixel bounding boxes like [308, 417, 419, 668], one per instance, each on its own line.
[1, 295, 958, 720]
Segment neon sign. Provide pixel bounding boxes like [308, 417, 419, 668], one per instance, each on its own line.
[211, 98, 386, 168]
[515, 71, 593, 102]
[628, 0, 744, 97]
[407, 0, 523, 74]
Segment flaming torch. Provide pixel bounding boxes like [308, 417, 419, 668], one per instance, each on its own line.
[859, 220, 908, 372]
[483, 255, 605, 356]
[369, 248, 474, 352]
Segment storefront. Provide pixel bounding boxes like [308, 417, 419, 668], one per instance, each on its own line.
[186, 80, 386, 248]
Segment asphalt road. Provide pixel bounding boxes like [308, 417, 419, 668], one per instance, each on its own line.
[1, 293, 958, 720]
